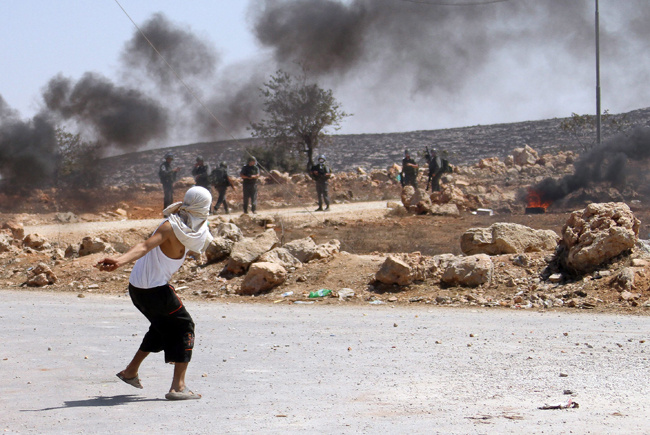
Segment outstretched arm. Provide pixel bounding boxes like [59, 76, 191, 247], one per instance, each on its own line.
[96, 222, 173, 272]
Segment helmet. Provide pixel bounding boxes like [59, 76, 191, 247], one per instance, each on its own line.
[318, 154, 326, 161]
[196, 155, 204, 162]
[247, 156, 257, 164]
[404, 149, 410, 156]
[220, 161, 228, 168]
[165, 152, 174, 159]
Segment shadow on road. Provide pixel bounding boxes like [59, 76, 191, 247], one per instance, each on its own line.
[21, 394, 165, 411]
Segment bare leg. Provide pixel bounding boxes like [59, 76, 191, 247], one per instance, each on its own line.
[120, 349, 149, 379]
[170, 362, 189, 393]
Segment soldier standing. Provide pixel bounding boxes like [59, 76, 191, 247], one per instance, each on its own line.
[240, 156, 260, 214]
[191, 156, 211, 189]
[310, 154, 332, 211]
[427, 149, 443, 192]
[159, 153, 179, 209]
[210, 161, 234, 214]
[401, 149, 419, 188]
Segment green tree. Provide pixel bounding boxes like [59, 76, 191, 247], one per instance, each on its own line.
[249, 70, 350, 172]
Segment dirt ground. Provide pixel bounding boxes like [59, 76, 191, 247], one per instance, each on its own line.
[3, 179, 650, 316]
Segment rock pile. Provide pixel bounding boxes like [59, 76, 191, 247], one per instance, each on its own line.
[556, 202, 640, 274]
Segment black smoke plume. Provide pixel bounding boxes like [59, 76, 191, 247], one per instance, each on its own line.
[121, 13, 220, 92]
[43, 72, 168, 150]
[0, 99, 58, 187]
[531, 127, 650, 204]
[251, 0, 602, 92]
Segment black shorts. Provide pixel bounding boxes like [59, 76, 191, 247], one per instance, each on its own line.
[128, 283, 195, 363]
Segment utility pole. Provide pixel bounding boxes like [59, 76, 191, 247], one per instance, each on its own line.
[595, 0, 602, 144]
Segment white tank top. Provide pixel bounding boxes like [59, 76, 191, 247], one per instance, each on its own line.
[129, 222, 187, 289]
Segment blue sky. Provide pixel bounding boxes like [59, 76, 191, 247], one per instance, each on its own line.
[2, 0, 649, 146]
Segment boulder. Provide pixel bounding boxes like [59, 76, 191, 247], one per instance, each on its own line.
[239, 262, 287, 295]
[375, 254, 438, 286]
[78, 237, 113, 256]
[64, 244, 79, 258]
[258, 247, 303, 269]
[429, 203, 460, 217]
[2, 221, 24, 240]
[400, 186, 432, 214]
[23, 233, 49, 250]
[205, 237, 235, 263]
[226, 229, 280, 274]
[313, 239, 341, 260]
[266, 170, 291, 184]
[0, 232, 14, 253]
[26, 262, 57, 286]
[214, 223, 243, 242]
[55, 212, 79, 223]
[559, 202, 640, 274]
[460, 223, 559, 255]
[283, 237, 318, 263]
[375, 256, 413, 285]
[441, 254, 493, 287]
[512, 144, 539, 166]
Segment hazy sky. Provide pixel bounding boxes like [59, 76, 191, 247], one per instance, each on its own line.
[2, 0, 649, 147]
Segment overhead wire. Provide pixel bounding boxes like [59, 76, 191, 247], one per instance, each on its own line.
[112, 0, 327, 224]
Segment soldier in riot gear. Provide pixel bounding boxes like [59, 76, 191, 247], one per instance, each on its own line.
[426, 148, 444, 192]
[210, 161, 234, 214]
[191, 156, 211, 189]
[401, 149, 419, 188]
[158, 152, 179, 208]
[310, 154, 332, 211]
[240, 156, 260, 214]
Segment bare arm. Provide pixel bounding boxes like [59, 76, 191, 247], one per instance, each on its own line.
[96, 222, 174, 272]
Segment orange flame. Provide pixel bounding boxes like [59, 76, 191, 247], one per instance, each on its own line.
[526, 189, 552, 210]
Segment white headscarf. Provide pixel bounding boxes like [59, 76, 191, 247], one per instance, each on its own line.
[162, 186, 214, 253]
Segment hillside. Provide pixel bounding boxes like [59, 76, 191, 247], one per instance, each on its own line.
[99, 108, 650, 186]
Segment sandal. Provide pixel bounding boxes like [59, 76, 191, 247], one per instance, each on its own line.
[116, 372, 143, 389]
[165, 387, 202, 401]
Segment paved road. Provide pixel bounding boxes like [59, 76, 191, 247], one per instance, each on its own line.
[1, 290, 648, 434]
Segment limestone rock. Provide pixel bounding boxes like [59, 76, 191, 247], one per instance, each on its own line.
[400, 186, 431, 214]
[266, 170, 291, 184]
[375, 253, 438, 286]
[64, 244, 79, 258]
[313, 239, 341, 260]
[239, 262, 287, 295]
[205, 237, 235, 263]
[26, 262, 57, 286]
[429, 203, 460, 217]
[2, 221, 24, 240]
[226, 229, 280, 274]
[559, 202, 639, 274]
[0, 232, 14, 253]
[512, 144, 539, 166]
[461, 223, 559, 255]
[258, 247, 303, 269]
[214, 223, 243, 242]
[78, 237, 113, 256]
[23, 233, 49, 250]
[283, 237, 318, 263]
[375, 256, 413, 285]
[441, 254, 493, 287]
